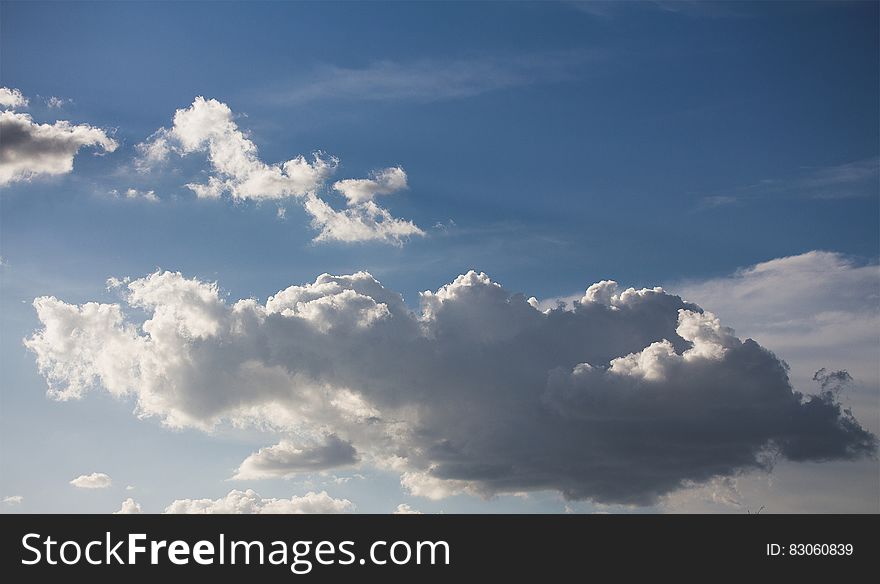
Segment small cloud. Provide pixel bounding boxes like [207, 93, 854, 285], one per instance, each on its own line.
[330, 473, 366, 485]
[0, 100, 117, 185]
[125, 485, 135, 491]
[113, 498, 142, 514]
[45, 96, 70, 109]
[70, 472, 112, 489]
[233, 435, 359, 480]
[698, 195, 738, 209]
[0, 87, 28, 109]
[109, 188, 159, 202]
[2, 495, 23, 506]
[393, 503, 422, 514]
[333, 166, 407, 206]
[433, 219, 457, 232]
[106, 276, 131, 290]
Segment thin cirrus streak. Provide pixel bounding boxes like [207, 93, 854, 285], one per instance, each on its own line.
[264, 51, 600, 104]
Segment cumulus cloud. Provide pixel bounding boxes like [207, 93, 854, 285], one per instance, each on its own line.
[135, 97, 422, 244]
[0, 111, 118, 186]
[676, 251, 880, 388]
[2, 495, 23, 505]
[27, 269, 875, 505]
[114, 498, 142, 514]
[234, 434, 358, 480]
[0, 87, 28, 109]
[69, 472, 113, 489]
[393, 503, 422, 514]
[164, 489, 353, 514]
[304, 194, 424, 245]
[333, 167, 408, 205]
[0, 88, 117, 186]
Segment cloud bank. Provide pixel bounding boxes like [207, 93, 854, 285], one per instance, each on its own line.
[27, 269, 875, 505]
[136, 97, 422, 244]
[164, 489, 353, 514]
[0, 87, 118, 187]
[69, 472, 113, 489]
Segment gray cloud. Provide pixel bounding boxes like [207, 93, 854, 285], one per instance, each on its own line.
[234, 434, 359, 480]
[0, 92, 117, 186]
[26, 269, 876, 505]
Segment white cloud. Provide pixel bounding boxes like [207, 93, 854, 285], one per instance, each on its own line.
[45, 96, 68, 109]
[27, 266, 875, 506]
[109, 188, 159, 202]
[400, 471, 486, 501]
[304, 194, 424, 245]
[135, 97, 422, 244]
[675, 251, 880, 390]
[114, 498, 142, 514]
[333, 166, 408, 205]
[2, 495, 23, 505]
[0, 87, 28, 109]
[163, 489, 353, 514]
[179, 98, 337, 200]
[125, 485, 135, 491]
[134, 128, 172, 173]
[70, 472, 113, 489]
[393, 503, 422, 514]
[135, 97, 336, 199]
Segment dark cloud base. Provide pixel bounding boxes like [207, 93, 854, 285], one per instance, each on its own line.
[26, 271, 877, 505]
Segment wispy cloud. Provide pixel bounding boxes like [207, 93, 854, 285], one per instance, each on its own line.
[697, 195, 738, 209]
[697, 156, 880, 208]
[795, 158, 880, 197]
[568, 1, 751, 20]
[266, 51, 601, 105]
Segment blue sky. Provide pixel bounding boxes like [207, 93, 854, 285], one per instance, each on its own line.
[1, 1, 878, 514]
